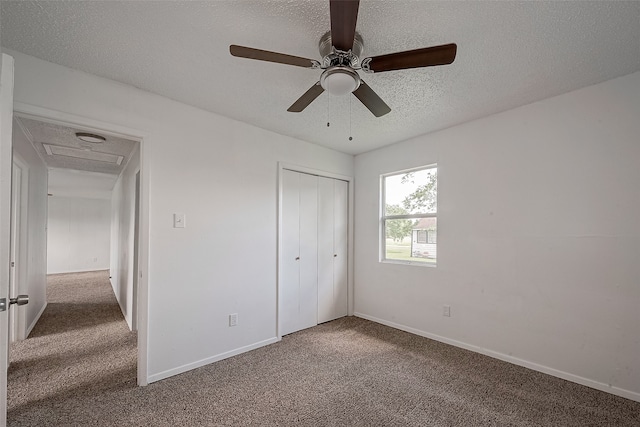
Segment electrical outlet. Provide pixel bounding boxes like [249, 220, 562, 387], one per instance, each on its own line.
[443, 305, 451, 317]
[229, 313, 238, 327]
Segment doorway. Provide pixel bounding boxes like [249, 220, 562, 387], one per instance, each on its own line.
[7, 105, 149, 392]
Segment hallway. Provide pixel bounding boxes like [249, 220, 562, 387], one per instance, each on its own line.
[7, 271, 137, 425]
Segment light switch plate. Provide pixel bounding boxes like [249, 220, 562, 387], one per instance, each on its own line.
[173, 213, 186, 228]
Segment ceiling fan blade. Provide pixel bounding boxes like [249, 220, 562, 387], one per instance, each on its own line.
[364, 43, 457, 73]
[230, 45, 317, 68]
[287, 82, 325, 112]
[353, 81, 391, 117]
[330, 0, 360, 51]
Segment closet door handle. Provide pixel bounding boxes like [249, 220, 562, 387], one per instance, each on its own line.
[334, 254, 337, 257]
[295, 257, 300, 261]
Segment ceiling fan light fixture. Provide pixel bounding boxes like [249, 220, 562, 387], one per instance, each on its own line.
[320, 67, 361, 96]
[75, 132, 106, 143]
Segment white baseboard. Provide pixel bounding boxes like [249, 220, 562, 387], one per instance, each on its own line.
[354, 312, 640, 403]
[25, 302, 47, 338]
[147, 337, 281, 384]
[47, 268, 110, 275]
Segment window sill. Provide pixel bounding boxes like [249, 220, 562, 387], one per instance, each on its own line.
[381, 259, 437, 268]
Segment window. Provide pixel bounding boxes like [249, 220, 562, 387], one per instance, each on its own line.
[381, 165, 437, 265]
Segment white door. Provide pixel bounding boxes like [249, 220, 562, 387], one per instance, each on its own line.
[280, 169, 348, 335]
[0, 53, 16, 426]
[298, 172, 319, 331]
[332, 177, 348, 320]
[317, 177, 348, 323]
[281, 169, 300, 335]
[281, 170, 319, 335]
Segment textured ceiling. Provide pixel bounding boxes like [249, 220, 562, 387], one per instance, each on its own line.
[2, 1, 639, 155]
[15, 116, 138, 175]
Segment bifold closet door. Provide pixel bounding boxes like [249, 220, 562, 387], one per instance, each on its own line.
[281, 169, 318, 336]
[318, 177, 348, 323]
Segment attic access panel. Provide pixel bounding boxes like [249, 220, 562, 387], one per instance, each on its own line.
[43, 143, 124, 165]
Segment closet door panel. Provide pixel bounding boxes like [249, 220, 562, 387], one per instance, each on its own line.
[317, 177, 335, 324]
[280, 170, 301, 335]
[297, 172, 319, 331]
[280, 170, 348, 335]
[333, 179, 349, 318]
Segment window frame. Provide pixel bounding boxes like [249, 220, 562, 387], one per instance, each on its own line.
[380, 164, 437, 267]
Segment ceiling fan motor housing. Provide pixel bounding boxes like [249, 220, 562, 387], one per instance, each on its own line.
[319, 31, 364, 68]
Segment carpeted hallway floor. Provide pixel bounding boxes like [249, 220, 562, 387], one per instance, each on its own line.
[7, 270, 640, 426]
[8, 270, 137, 425]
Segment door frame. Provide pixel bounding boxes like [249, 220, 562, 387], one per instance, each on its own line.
[276, 162, 354, 339]
[131, 169, 140, 331]
[12, 102, 151, 387]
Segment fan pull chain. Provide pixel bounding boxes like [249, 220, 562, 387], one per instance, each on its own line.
[349, 95, 353, 141]
[327, 93, 330, 128]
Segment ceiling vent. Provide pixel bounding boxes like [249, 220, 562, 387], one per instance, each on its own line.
[43, 143, 124, 165]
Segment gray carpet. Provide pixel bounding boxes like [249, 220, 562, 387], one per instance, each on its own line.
[7, 271, 640, 426]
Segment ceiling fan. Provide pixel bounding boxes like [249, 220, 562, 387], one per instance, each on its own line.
[230, 0, 456, 118]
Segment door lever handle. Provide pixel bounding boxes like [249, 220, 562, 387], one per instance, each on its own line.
[10, 295, 29, 306]
[0, 295, 29, 312]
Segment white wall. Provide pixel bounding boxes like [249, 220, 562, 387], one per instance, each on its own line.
[49, 168, 118, 200]
[6, 49, 354, 383]
[110, 146, 140, 329]
[354, 72, 640, 401]
[47, 195, 111, 274]
[12, 115, 48, 336]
